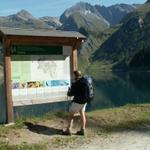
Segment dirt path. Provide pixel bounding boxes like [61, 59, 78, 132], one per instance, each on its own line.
[70, 130, 150, 150]
[5, 129, 150, 150]
[2, 120, 150, 150]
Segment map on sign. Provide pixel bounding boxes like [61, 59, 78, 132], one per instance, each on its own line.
[11, 55, 71, 106]
[11, 55, 70, 82]
[37, 61, 57, 78]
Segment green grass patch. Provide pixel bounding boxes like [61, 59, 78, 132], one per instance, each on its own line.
[0, 142, 45, 150]
[87, 104, 150, 134]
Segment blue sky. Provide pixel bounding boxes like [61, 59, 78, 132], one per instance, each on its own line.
[0, 0, 147, 18]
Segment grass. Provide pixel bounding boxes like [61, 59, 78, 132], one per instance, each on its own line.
[0, 142, 46, 150]
[87, 104, 150, 134]
[0, 104, 150, 150]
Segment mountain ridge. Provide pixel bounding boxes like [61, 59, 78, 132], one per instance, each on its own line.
[92, 3, 150, 71]
[0, 2, 137, 30]
[95, 3, 136, 26]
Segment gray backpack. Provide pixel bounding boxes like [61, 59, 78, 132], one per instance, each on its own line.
[83, 75, 94, 102]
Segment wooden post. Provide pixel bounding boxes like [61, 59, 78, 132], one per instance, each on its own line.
[4, 39, 14, 124]
[71, 40, 83, 72]
[72, 46, 78, 71]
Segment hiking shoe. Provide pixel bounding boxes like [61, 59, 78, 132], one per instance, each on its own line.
[62, 129, 72, 136]
[76, 129, 85, 136]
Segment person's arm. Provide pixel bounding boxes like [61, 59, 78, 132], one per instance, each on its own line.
[67, 83, 75, 96]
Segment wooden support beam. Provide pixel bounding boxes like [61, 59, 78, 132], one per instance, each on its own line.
[72, 45, 78, 72]
[3, 38, 14, 123]
[71, 40, 83, 72]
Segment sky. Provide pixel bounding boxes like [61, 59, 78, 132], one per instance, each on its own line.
[0, 0, 147, 18]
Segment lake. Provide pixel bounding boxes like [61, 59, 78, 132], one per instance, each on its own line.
[87, 71, 150, 111]
[1, 71, 150, 122]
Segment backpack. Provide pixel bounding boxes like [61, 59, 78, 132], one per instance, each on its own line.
[83, 75, 94, 102]
[67, 75, 94, 103]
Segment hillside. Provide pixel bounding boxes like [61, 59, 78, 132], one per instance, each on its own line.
[78, 26, 119, 72]
[0, 10, 60, 29]
[95, 4, 137, 26]
[59, 2, 109, 34]
[58, 2, 137, 72]
[92, 3, 150, 71]
[60, 11, 109, 34]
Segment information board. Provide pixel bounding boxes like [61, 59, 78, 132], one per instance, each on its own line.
[11, 45, 72, 106]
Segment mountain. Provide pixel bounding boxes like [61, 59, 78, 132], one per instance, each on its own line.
[92, 3, 150, 70]
[0, 2, 136, 32]
[39, 16, 62, 29]
[60, 2, 137, 31]
[0, 9, 57, 29]
[146, 0, 150, 3]
[60, 11, 109, 34]
[59, 2, 110, 34]
[0, 2, 141, 72]
[57, 2, 138, 72]
[60, 2, 107, 23]
[14, 9, 36, 21]
[95, 4, 137, 26]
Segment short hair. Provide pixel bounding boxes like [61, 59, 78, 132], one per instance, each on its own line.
[74, 70, 82, 77]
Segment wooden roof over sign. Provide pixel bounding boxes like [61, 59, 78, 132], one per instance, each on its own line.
[1, 28, 85, 124]
[0, 27, 86, 39]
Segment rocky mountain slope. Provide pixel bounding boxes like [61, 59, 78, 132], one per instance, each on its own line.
[58, 2, 137, 72]
[92, 3, 150, 71]
[0, 9, 61, 29]
[95, 4, 137, 26]
[59, 2, 110, 34]
[0, 2, 136, 31]
[39, 16, 62, 29]
[60, 2, 137, 29]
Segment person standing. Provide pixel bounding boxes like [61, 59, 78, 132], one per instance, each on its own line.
[63, 70, 88, 136]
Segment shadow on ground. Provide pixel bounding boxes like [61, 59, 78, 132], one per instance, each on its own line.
[24, 122, 62, 136]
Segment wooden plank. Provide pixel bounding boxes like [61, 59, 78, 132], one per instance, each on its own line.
[6, 36, 79, 46]
[3, 38, 14, 123]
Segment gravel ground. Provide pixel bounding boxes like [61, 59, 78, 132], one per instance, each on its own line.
[72, 130, 150, 150]
[53, 124, 150, 150]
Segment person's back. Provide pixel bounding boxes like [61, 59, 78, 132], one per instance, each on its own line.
[68, 77, 88, 104]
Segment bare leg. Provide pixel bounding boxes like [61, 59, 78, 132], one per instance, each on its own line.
[66, 112, 75, 131]
[79, 110, 86, 130]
